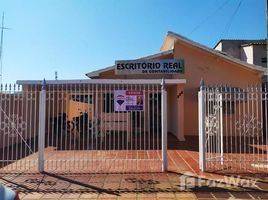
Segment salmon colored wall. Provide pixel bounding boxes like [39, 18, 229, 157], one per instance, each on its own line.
[68, 100, 93, 121]
[172, 41, 261, 136]
[91, 40, 261, 138]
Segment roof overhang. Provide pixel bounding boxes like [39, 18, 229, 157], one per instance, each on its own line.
[85, 49, 174, 78]
[241, 42, 266, 47]
[162, 31, 265, 74]
[17, 78, 186, 86]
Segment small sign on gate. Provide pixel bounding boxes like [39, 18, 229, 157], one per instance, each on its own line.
[114, 90, 144, 111]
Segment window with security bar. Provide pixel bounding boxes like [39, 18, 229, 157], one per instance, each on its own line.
[103, 93, 114, 113]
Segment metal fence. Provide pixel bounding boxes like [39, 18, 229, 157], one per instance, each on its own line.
[0, 79, 168, 173]
[199, 81, 268, 173]
[0, 84, 39, 171]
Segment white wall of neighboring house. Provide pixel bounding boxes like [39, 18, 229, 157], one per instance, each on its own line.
[241, 45, 253, 64]
[214, 40, 266, 68]
[214, 42, 222, 51]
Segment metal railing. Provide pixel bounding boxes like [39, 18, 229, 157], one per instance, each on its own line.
[199, 81, 268, 173]
[0, 79, 168, 173]
[0, 84, 39, 171]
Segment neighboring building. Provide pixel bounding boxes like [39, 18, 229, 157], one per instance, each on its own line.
[214, 39, 267, 68]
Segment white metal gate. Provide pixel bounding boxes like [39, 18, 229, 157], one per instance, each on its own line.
[0, 79, 168, 173]
[199, 80, 268, 173]
[0, 84, 39, 171]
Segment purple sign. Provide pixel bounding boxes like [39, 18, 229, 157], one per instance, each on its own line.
[114, 90, 144, 111]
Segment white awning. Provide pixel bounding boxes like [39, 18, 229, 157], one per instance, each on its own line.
[17, 79, 186, 85]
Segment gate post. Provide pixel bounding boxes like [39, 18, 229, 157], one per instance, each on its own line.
[219, 93, 224, 165]
[198, 80, 206, 172]
[161, 79, 168, 172]
[38, 79, 46, 172]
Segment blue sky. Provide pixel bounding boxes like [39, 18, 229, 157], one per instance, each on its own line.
[0, 0, 266, 83]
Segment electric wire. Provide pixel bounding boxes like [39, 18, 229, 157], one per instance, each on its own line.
[221, 0, 243, 38]
[189, 0, 230, 35]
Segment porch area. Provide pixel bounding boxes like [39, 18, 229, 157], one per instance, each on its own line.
[0, 135, 268, 200]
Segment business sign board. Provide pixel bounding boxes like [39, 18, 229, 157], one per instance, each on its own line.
[115, 59, 184, 75]
[114, 90, 143, 111]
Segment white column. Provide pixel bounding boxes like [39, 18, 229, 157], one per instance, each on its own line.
[161, 79, 168, 172]
[198, 79, 206, 172]
[219, 94, 224, 165]
[38, 79, 46, 172]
